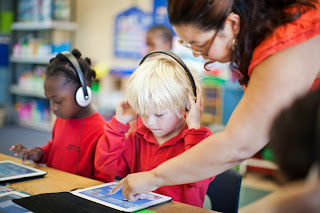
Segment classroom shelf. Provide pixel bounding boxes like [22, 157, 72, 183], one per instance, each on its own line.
[239, 158, 278, 176]
[9, 2, 76, 132]
[246, 158, 278, 170]
[11, 21, 78, 31]
[201, 86, 222, 126]
[10, 56, 53, 64]
[10, 85, 46, 99]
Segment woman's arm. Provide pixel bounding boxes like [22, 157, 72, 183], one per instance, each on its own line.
[111, 34, 320, 200]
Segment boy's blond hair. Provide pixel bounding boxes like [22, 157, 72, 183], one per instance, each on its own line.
[125, 55, 202, 117]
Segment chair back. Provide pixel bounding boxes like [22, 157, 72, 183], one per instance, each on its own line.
[206, 168, 242, 213]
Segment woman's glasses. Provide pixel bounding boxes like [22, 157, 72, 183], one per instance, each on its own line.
[178, 30, 219, 55]
[178, 40, 202, 55]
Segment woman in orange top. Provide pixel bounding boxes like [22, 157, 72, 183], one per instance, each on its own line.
[110, 0, 320, 201]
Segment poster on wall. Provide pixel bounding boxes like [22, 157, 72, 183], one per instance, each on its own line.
[152, 0, 174, 35]
[114, 7, 152, 59]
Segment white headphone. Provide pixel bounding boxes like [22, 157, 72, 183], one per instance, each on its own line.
[61, 51, 92, 107]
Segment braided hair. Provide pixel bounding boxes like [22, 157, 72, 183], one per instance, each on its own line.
[46, 49, 96, 87]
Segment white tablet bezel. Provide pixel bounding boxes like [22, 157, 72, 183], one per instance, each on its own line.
[0, 160, 47, 182]
[0, 191, 30, 198]
[71, 182, 172, 212]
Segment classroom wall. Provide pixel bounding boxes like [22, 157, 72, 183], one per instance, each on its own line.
[75, 0, 153, 67]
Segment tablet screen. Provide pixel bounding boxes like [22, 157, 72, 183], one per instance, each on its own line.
[0, 191, 31, 213]
[71, 182, 172, 212]
[0, 160, 47, 182]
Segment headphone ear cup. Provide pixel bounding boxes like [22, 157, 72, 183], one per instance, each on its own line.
[75, 86, 92, 107]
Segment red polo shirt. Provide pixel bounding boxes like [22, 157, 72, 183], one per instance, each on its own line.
[95, 116, 215, 207]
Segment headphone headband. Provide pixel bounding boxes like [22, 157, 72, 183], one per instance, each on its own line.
[61, 51, 89, 100]
[139, 50, 197, 98]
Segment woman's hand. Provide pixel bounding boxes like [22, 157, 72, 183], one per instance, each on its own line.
[109, 170, 161, 201]
[186, 89, 204, 129]
[10, 144, 43, 162]
[115, 100, 137, 124]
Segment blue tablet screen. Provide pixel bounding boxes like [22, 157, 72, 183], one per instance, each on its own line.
[79, 185, 163, 209]
[0, 193, 30, 213]
[0, 162, 35, 178]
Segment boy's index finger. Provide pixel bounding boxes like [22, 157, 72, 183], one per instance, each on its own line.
[22, 152, 28, 163]
[109, 182, 123, 194]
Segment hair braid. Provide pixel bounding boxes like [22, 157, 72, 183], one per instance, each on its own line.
[46, 49, 97, 87]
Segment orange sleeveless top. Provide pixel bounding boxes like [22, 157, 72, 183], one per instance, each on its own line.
[248, 2, 320, 89]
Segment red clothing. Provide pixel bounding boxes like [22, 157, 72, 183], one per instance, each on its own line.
[39, 113, 114, 183]
[95, 116, 215, 207]
[249, 2, 320, 89]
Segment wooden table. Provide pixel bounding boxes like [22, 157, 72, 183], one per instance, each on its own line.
[1, 153, 215, 213]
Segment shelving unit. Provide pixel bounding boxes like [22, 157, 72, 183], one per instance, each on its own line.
[11, 21, 77, 31]
[239, 156, 278, 176]
[9, 84, 45, 99]
[9, 55, 53, 64]
[9, 1, 77, 132]
[10, 20, 77, 62]
[201, 86, 222, 127]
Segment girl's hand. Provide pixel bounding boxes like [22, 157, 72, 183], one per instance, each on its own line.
[109, 170, 161, 201]
[10, 144, 43, 162]
[186, 89, 204, 129]
[115, 100, 137, 124]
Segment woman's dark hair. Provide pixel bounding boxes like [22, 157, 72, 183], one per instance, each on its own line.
[168, 0, 317, 86]
[46, 49, 96, 87]
[269, 88, 320, 182]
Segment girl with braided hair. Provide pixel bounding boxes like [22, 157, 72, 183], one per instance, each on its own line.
[10, 49, 114, 183]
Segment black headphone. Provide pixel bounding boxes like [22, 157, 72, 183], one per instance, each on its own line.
[139, 50, 197, 98]
[61, 51, 92, 107]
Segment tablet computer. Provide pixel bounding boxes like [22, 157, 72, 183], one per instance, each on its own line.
[71, 182, 172, 212]
[0, 160, 47, 183]
[0, 191, 31, 213]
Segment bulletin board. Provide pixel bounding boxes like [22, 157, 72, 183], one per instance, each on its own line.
[114, 7, 152, 59]
[152, 0, 173, 33]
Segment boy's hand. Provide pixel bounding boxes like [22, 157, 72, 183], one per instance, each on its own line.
[10, 144, 43, 163]
[115, 101, 137, 124]
[186, 89, 204, 129]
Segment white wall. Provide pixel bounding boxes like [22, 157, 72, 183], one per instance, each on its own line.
[75, 0, 153, 67]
